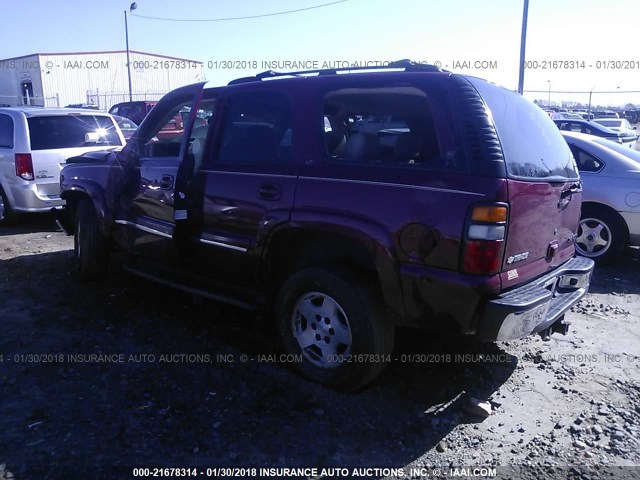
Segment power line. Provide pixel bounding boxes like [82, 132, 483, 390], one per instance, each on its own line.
[130, 0, 349, 22]
[524, 90, 640, 94]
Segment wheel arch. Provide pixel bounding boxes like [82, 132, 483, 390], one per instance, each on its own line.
[262, 223, 405, 321]
[60, 182, 111, 235]
[581, 201, 630, 240]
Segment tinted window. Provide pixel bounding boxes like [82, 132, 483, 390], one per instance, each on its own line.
[322, 86, 462, 170]
[470, 78, 578, 180]
[568, 145, 603, 172]
[0, 114, 13, 148]
[216, 91, 293, 165]
[142, 101, 192, 158]
[27, 115, 122, 150]
[120, 105, 144, 120]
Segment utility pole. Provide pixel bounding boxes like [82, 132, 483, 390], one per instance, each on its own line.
[517, 0, 530, 94]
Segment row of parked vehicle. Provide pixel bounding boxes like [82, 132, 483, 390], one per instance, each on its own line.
[0, 61, 637, 390]
[543, 106, 640, 124]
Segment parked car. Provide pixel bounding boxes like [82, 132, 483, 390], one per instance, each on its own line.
[593, 110, 619, 119]
[552, 112, 584, 120]
[554, 119, 637, 148]
[65, 103, 101, 110]
[112, 114, 139, 140]
[108, 101, 186, 140]
[628, 110, 640, 124]
[561, 131, 640, 262]
[0, 107, 125, 225]
[57, 63, 594, 390]
[108, 101, 156, 126]
[592, 118, 638, 140]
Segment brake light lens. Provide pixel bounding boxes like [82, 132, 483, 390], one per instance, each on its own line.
[15, 153, 34, 180]
[464, 240, 504, 273]
[462, 204, 508, 274]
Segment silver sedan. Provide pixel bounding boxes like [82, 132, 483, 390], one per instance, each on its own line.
[561, 131, 640, 262]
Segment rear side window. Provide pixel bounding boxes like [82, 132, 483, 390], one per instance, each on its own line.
[0, 114, 13, 148]
[469, 78, 579, 180]
[216, 91, 293, 165]
[27, 115, 122, 150]
[322, 86, 463, 170]
[568, 145, 603, 172]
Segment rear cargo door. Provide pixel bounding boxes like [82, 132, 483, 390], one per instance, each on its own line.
[467, 78, 582, 289]
[26, 114, 124, 198]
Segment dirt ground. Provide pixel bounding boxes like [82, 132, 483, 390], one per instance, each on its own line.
[0, 214, 638, 480]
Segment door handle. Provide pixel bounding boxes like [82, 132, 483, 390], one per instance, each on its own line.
[560, 182, 582, 199]
[160, 175, 174, 190]
[258, 183, 282, 200]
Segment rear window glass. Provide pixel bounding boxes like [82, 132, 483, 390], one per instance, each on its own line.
[0, 113, 13, 148]
[468, 78, 579, 180]
[27, 115, 122, 150]
[595, 119, 622, 128]
[322, 86, 463, 171]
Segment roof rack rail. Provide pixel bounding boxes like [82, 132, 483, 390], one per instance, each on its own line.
[227, 59, 444, 85]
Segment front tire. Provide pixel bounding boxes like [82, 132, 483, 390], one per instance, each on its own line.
[575, 205, 627, 263]
[275, 268, 394, 391]
[74, 199, 109, 281]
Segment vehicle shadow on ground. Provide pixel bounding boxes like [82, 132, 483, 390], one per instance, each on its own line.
[0, 212, 60, 236]
[587, 247, 640, 295]
[0, 249, 517, 475]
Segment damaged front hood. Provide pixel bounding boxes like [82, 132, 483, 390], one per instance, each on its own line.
[66, 147, 123, 164]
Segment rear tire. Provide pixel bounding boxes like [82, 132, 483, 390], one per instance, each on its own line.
[74, 199, 109, 281]
[0, 187, 20, 226]
[575, 205, 627, 263]
[275, 268, 394, 391]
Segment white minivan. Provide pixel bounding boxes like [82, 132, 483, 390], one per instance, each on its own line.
[0, 107, 125, 225]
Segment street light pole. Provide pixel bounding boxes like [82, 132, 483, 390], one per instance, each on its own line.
[125, 2, 137, 102]
[517, 0, 530, 94]
[547, 80, 551, 107]
[588, 86, 595, 119]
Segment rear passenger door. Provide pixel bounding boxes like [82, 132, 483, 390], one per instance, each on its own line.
[193, 88, 299, 287]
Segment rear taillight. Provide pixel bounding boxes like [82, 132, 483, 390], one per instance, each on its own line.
[15, 153, 34, 180]
[462, 204, 508, 274]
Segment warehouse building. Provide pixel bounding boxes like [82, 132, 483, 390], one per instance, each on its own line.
[0, 50, 204, 110]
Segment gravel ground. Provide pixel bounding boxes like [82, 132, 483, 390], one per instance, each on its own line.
[0, 214, 638, 480]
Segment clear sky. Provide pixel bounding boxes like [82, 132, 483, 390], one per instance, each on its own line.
[1, 0, 639, 107]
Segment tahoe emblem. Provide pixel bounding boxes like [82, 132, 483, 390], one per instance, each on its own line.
[506, 252, 529, 264]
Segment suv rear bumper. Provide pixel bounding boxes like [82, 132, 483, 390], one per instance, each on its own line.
[475, 256, 595, 341]
[6, 182, 64, 212]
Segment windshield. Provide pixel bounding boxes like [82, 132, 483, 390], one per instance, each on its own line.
[28, 115, 122, 150]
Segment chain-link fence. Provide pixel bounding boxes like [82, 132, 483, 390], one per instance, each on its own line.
[0, 94, 60, 107]
[86, 92, 167, 111]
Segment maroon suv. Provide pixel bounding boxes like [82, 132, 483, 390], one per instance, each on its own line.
[58, 61, 594, 391]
